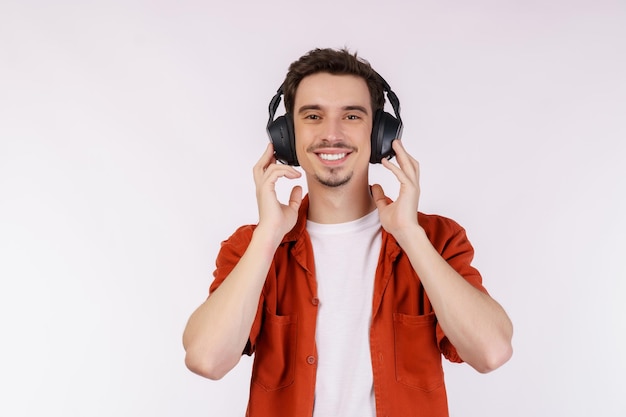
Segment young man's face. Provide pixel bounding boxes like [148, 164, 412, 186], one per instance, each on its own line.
[293, 72, 373, 189]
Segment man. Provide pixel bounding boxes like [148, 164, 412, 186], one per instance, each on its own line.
[183, 48, 513, 417]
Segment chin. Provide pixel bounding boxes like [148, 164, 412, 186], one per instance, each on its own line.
[315, 172, 353, 188]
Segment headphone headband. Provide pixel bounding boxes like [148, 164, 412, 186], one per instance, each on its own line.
[267, 83, 284, 129]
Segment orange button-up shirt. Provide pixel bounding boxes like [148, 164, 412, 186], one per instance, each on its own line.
[210, 195, 487, 417]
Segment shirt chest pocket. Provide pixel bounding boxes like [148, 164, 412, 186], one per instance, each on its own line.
[251, 312, 297, 391]
[393, 312, 444, 392]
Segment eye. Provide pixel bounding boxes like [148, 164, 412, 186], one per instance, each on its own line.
[346, 114, 361, 120]
[304, 114, 320, 120]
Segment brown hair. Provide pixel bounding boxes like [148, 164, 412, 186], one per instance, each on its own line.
[282, 48, 386, 115]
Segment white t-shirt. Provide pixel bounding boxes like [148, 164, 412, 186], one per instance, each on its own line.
[307, 209, 382, 417]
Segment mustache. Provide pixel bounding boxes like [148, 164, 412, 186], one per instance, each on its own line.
[306, 141, 357, 153]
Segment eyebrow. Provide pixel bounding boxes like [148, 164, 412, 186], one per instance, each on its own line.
[296, 104, 370, 115]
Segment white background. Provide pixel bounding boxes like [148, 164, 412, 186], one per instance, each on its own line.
[1, 0, 625, 416]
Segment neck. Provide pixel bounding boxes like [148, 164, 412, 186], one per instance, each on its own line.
[306, 180, 376, 224]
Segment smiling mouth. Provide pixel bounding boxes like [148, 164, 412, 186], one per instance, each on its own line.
[318, 153, 347, 161]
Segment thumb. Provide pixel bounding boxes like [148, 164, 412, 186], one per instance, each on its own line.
[371, 184, 388, 210]
[289, 186, 303, 210]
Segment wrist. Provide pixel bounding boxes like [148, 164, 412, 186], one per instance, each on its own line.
[392, 223, 426, 248]
[252, 224, 285, 250]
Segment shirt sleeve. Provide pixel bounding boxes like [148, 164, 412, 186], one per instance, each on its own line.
[209, 225, 264, 356]
[424, 215, 489, 363]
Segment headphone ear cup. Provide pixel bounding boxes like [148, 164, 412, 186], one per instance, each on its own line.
[371, 110, 403, 163]
[267, 114, 298, 166]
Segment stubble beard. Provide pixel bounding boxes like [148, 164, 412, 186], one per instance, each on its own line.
[315, 169, 353, 188]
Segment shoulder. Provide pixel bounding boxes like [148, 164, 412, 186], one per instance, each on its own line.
[214, 224, 258, 266]
[221, 224, 257, 248]
[417, 211, 474, 253]
[418, 212, 466, 235]
[211, 224, 257, 293]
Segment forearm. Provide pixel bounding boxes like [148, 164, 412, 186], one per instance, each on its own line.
[183, 228, 279, 379]
[398, 226, 513, 373]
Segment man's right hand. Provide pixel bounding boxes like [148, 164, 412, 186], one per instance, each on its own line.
[252, 143, 303, 244]
[183, 143, 303, 380]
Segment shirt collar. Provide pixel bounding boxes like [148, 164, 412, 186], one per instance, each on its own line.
[282, 194, 310, 243]
[280, 193, 396, 244]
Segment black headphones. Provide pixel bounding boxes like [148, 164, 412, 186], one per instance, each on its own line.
[266, 73, 403, 166]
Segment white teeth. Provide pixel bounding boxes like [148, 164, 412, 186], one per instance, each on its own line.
[319, 153, 346, 161]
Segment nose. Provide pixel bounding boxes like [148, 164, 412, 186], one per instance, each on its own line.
[322, 117, 343, 142]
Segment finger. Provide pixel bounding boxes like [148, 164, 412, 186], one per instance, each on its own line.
[381, 156, 407, 182]
[386, 142, 420, 185]
[371, 184, 388, 209]
[263, 163, 302, 181]
[392, 140, 419, 177]
[288, 186, 303, 210]
[254, 146, 302, 185]
[253, 143, 275, 177]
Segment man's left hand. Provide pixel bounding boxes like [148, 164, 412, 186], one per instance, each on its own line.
[371, 140, 422, 242]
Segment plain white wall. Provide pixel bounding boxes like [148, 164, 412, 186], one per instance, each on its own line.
[1, 0, 624, 416]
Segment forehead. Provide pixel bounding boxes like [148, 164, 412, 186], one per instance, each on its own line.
[294, 73, 371, 111]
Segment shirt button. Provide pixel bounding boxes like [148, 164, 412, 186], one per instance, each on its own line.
[311, 297, 319, 306]
[306, 355, 316, 365]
